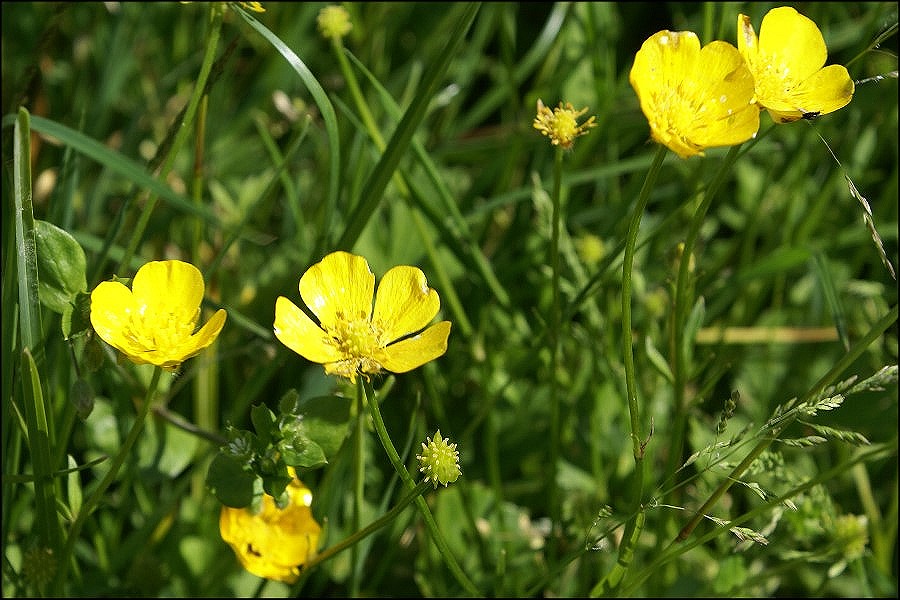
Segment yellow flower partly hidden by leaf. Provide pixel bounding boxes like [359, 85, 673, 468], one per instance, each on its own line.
[533, 99, 597, 149]
[417, 430, 461, 489]
[220, 477, 321, 584]
[274, 251, 451, 383]
[317, 5, 352, 41]
[630, 31, 759, 158]
[90, 260, 227, 371]
[738, 6, 854, 123]
[236, 1, 265, 12]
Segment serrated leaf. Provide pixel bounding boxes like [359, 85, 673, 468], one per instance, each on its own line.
[280, 437, 327, 469]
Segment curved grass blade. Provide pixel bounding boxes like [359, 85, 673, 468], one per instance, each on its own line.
[335, 3, 481, 251]
[234, 7, 341, 261]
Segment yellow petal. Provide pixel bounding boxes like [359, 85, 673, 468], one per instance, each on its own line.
[688, 41, 759, 148]
[131, 260, 204, 328]
[376, 321, 451, 373]
[757, 7, 827, 80]
[630, 31, 757, 158]
[170, 308, 227, 363]
[631, 30, 702, 99]
[274, 296, 343, 364]
[298, 251, 375, 330]
[372, 265, 441, 343]
[220, 479, 321, 584]
[737, 14, 758, 62]
[771, 64, 855, 121]
[90, 280, 147, 358]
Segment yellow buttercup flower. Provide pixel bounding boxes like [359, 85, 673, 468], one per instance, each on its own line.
[533, 99, 596, 149]
[630, 30, 760, 158]
[219, 476, 321, 584]
[274, 251, 451, 383]
[236, 1, 265, 12]
[90, 260, 227, 371]
[738, 6, 854, 123]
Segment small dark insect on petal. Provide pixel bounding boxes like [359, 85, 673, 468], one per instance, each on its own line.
[801, 110, 821, 120]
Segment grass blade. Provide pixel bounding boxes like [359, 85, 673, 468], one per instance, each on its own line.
[335, 3, 481, 251]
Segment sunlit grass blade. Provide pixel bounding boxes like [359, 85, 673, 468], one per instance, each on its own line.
[234, 6, 341, 261]
[13, 108, 43, 353]
[20, 348, 62, 553]
[12, 107, 62, 553]
[812, 250, 850, 351]
[335, 3, 481, 251]
[344, 48, 511, 308]
[457, 2, 570, 134]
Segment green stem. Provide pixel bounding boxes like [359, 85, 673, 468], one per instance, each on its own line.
[117, 5, 223, 272]
[676, 304, 898, 542]
[361, 379, 482, 597]
[623, 145, 666, 462]
[666, 144, 743, 489]
[53, 366, 164, 594]
[593, 144, 666, 596]
[294, 480, 431, 590]
[548, 145, 564, 556]
[350, 378, 365, 597]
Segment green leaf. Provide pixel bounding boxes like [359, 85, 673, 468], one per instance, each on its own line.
[250, 403, 276, 442]
[69, 378, 94, 420]
[293, 395, 353, 459]
[206, 453, 257, 508]
[66, 455, 83, 519]
[279, 434, 327, 469]
[62, 291, 92, 341]
[34, 219, 87, 315]
[13, 107, 43, 353]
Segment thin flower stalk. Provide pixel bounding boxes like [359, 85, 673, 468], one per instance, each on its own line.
[595, 144, 666, 596]
[361, 380, 481, 597]
[532, 98, 596, 557]
[292, 480, 432, 592]
[53, 366, 164, 594]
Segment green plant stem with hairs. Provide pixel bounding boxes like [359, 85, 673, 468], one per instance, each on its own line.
[350, 379, 366, 597]
[548, 145, 564, 559]
[666, 144, 744, 490]
[591, 144, 666, 596]
[52, 366, 164, 594]
[361, 379, 482, 597]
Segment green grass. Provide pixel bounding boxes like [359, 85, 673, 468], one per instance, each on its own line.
[2, 2, 897, 597]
